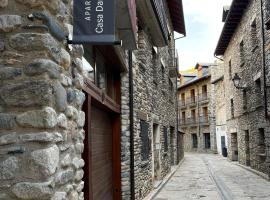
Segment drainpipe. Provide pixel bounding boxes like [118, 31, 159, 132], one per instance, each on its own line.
[260, 0, 268, 119]
[128, 50, 135, 200]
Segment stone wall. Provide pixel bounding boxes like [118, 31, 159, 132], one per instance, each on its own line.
[0, 0, 85, 199]
[223, 0, 270, 175]
[131, 28, 178, 199]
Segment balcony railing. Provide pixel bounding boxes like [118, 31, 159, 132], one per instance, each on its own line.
[186, 97, 197, 106]
[198, 93, 209, 102]
[199, 116, 209, 124]
[179, 118, 197, 126]
[178, 101, 187, 109]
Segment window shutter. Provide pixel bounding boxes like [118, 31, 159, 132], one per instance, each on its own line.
[163, 127, 168, 152]
[140, 120, 150, 161]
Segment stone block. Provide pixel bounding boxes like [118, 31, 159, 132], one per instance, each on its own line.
[74, 170, 83, 182]
[57, 113, 67, 129]
[11, 181, 54, 200]
[0, 67, 22, 80]
[16, 107, 57, 128]
[0, 15, 21, 32]
[20, 132, 63, 143]
[55, 169, 74, 185]
[0, 0, 8, 8]
[0, 133, 17, 145]
[60, 74, 72, 86]
[51, 192, 67, 200]
[0, 81, 54, 107]
[65, 106, 78, 120]
[0, 156, 19, 180]
[67, 89, 85, 108]
[53, 82, 67, 112]
[0, 113, 16, 129]
[29, 145, 59, 177]
[24, 59, 61, 79]
[77, 111, 85, 128]
[72, 158, 84, 169]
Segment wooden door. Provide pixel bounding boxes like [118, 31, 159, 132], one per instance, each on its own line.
[91, 106, 113, 200]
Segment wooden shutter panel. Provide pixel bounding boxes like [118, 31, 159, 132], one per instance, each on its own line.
[164, 127, 168, 152]
[140, 120, 149, 161]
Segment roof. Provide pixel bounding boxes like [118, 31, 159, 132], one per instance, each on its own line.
[214, 0, 250, 56]
[211, 75, 224, 84]
[222, 6, 230, 22]
[167, 0, 186, 35]
[195, 62, 214, 69]
[178, 74, 211, 90]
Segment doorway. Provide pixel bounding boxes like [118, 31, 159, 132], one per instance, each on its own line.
[231, 132, 238, 161]
[204, 133, 211, 149]
[192, 134, 198, 148]
[153, 123, 161, 182]
[82, 94, 121, 200]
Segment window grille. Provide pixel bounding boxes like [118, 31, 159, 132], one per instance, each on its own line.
[140, 120, 150, 161]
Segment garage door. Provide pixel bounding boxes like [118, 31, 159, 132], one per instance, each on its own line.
[91, 106, 113, 200]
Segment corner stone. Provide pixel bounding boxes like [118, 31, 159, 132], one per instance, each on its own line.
[29, 145, 59, 177]
[11, 181, 54, 200]
[16, 107, 57, 128]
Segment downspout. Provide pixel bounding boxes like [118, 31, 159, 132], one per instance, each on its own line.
[260, 0, 268, 119]
[128, 50, 135, 200]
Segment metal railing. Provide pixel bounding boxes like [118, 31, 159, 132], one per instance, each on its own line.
[186, 97, 197, 106]
[198, 93, 209, 102]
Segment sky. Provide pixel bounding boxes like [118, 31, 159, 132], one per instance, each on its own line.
[175, 0, 233, 71]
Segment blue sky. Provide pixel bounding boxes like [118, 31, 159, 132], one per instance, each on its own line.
[175, 0, 232, 70]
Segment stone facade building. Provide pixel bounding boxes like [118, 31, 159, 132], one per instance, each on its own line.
[178, 64, 216, 153]
[0, 0, 185, 200]
[214, 0, 270, 176]
[211, 61, 228, 156]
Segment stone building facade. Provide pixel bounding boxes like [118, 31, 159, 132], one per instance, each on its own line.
[215, 0, 270, 176]
[178, 64, 216, 153]
[211, 62, 228, 156]
[0, 0, 186, 200]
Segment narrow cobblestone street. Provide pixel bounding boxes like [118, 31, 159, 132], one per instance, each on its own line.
[155, 153, 270, 200]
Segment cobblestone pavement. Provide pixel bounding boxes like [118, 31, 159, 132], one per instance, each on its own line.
[154, 153, 270, 200]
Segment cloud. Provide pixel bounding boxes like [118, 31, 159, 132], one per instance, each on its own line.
[176, 0, 232, 70]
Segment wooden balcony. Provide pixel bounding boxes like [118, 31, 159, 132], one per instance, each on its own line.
[117, 0, 137, 49]
[137, 0, 169, 47]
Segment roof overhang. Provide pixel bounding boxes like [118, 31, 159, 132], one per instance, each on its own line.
[178, 75, 211, 90]
[214, 0, 250, 56]
[167, 0, 186, 35]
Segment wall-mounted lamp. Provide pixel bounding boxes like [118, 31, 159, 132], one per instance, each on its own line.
[232, 73, 248, 90]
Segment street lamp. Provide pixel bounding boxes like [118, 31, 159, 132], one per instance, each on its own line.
[232, 73, 241, 88]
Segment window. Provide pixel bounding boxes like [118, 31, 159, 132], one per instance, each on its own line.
[255, 78, 262, 94]
[251, 18, 258, 50]
[82, 46, 119, 100]
[163, 127, 168, 152]
[181, 93, 185, 106]
[231, 99, 235, 118]
[229, 60, 232, 79]
[243, 90, 247, 110]
[192, 134, 198, 148]
[204, 133, 211, 149]
[201, 85, 207, 100]
[202, 107, 208, 122]
[191, 109, 196, 122]
[161, 63, 165, 83]
[258, 128, 266, 157]
[181, 111, 186, 123]
[240, 40, 245, 64]
[140, 120, 150, 161]
[153, 47, 158, 81]
[190, 89, 195, 103]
